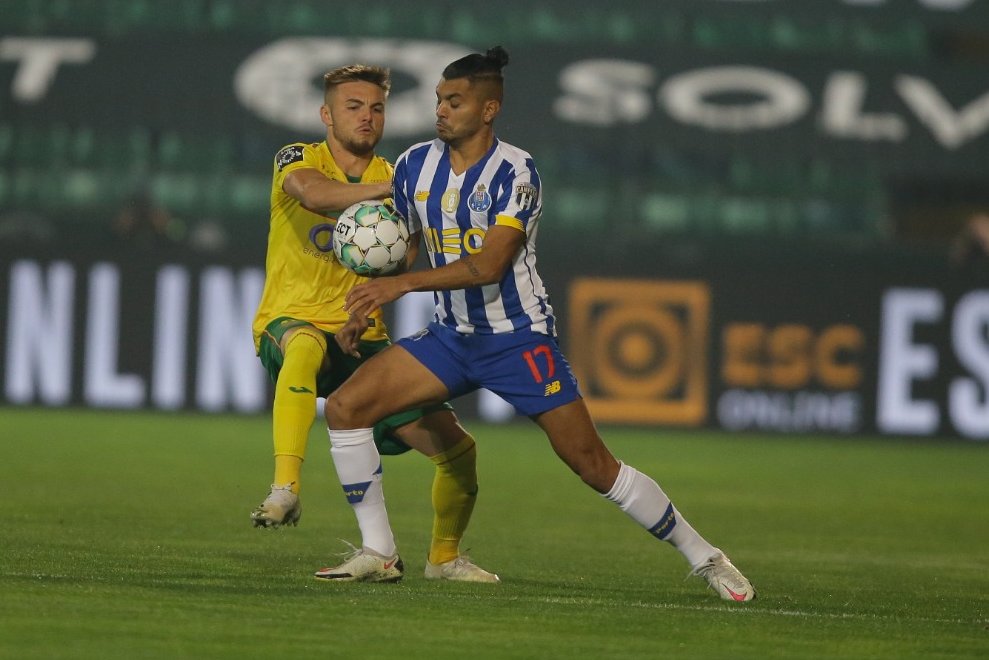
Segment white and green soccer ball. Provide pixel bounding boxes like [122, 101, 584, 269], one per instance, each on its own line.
[333, 199, 410, 276]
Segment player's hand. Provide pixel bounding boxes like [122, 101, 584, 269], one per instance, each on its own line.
[345, 276, 408, 318]
[335, 314, 369, 357]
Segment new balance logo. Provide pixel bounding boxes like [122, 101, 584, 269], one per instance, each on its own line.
[288, 386, 313, 394]
[544, 380, 561, 396]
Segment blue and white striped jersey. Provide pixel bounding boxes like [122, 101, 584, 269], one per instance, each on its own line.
[393, 137, 556, 336]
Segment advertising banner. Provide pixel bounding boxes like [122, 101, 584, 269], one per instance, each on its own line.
[2, 245, 986, 440]
[566, 258, 988, 440]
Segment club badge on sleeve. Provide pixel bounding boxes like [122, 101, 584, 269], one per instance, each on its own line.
[275, 145, 305, 171]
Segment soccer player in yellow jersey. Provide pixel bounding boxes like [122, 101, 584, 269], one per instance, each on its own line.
[250, 64, 497, 583]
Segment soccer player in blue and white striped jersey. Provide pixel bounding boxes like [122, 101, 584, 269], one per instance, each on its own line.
[320, 47, 755, 601]
[389, 114, 550, 337]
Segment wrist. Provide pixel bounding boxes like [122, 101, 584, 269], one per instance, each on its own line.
[397, 272, 416, 295]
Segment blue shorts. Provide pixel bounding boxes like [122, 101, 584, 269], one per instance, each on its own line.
[397, 322, 582, 416]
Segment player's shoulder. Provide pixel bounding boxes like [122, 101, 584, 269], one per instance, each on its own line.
[494, 139, 536, 168]
[396, 139, 443, 166]
[371, 153, 395, 173]
[273, 141, 320, 172]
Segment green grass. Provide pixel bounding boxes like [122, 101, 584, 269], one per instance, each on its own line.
[0, 408, 986, 659]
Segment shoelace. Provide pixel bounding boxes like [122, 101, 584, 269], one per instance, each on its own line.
[685, 555, 722, 582]
[334, 539, 363, 561]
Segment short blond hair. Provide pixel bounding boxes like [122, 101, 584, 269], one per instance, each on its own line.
[323, 64, 391, 102]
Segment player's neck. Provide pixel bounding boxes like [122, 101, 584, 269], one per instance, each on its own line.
[326, 139, 374, 179]
[448, 130, 494, 175]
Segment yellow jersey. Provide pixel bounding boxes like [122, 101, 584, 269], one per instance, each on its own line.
[252, 141, 393, 351]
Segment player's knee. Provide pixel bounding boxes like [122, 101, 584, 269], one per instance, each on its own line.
[323, 393, 348, 428]
[324, 389, 374, 429]
[284, 327, 326, 355]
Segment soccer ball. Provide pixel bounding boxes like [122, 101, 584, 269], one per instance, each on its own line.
[333, 199, 410, 276]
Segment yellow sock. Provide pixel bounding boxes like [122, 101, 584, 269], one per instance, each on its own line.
[428, 435, 478, 565]
[273, 455, 304, 493]
[272, 330, 325, 495]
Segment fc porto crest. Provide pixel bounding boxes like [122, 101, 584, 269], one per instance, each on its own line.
[468, 184, 492, 212]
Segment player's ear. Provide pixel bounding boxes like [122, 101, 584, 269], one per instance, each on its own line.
[320, 104, 333, 127]
[483, 99, 501, 124]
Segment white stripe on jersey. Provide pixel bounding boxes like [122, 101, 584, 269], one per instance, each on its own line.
[394, 138, 555, 336]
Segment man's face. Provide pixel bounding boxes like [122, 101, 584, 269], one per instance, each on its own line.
[434, 77, 492, 145]
[321, 80, 386, 156]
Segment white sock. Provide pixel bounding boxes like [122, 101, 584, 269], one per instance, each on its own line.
[327, 427, 396, 557]
[604, 461, 718, 569]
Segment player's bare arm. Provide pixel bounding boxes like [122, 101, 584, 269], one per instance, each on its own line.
[344, 224, 523, 317]
[283, 168, 391, 213]
[400, 229, 420, 272]
[334, 313, 370, 357]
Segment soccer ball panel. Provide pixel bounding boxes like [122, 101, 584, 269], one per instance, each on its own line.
[334, 217, 357, 245]
[337, 243, 366, 272]
[374, 219, 400, 245]
[351, 225, 379, 251]
[363, 245, 393, 270]
[354, 205, 382, 227]
[388, 237, 409, 263]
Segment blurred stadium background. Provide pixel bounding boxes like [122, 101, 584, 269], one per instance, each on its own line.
[2, 0, 988, 439]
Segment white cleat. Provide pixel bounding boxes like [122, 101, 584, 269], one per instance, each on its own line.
[250, 484, 301, 528]
[690, 552, 756, 602]
[314, 545, 404, 583]
[424, 555, 500, 583]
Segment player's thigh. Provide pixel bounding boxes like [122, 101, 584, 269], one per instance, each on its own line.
[280, 324, 327, 355]
[533, 399, 619, 493]
[326, 344, 450, 428]
[257, 318, 327, 382]
[393, 409, 468, 458]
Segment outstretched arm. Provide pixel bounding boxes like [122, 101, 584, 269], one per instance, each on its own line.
[344, 224, 524, 318]
[283, 168, 391, 213]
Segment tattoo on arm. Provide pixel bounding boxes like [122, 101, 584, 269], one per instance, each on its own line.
[462, 256, 481, 278]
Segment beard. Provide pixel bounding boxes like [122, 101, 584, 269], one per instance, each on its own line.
[329, 118, 380, 156]
[338, 133, 377, 156]
[436, 124, 459, 146]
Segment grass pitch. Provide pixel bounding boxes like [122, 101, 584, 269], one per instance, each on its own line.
[0, 408, 986, 659]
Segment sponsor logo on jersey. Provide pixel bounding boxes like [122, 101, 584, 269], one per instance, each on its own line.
[415, 190, 430, 201]
[275, 145, 305, 171]
[468, 184, 492, 212]
[308, 222, 335, 253]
